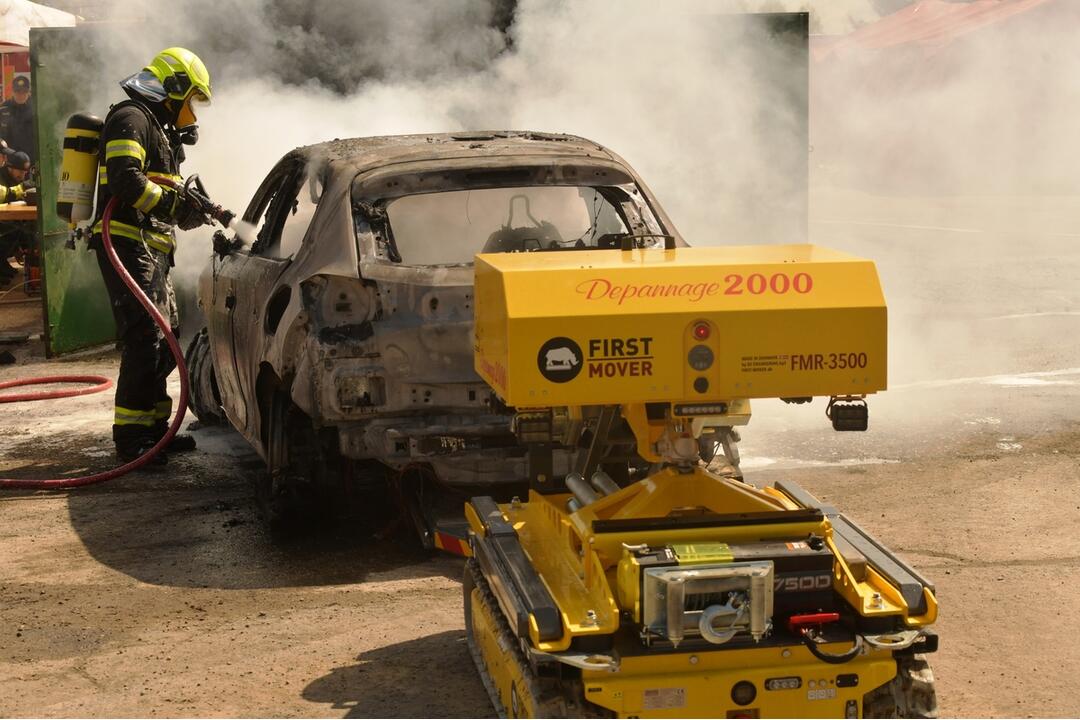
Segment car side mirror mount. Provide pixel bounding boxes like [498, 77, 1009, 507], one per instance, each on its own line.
[213, 229, 242, 259]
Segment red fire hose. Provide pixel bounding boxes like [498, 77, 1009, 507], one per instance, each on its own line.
[0, 375, 114, 403]
[0, 194, 189, 488]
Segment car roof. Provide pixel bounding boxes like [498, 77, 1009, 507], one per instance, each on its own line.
[294, 131, 624, 174]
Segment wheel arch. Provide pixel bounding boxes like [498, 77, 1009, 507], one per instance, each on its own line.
[255, 362, 288, 456]
[184, 326, 226, 425]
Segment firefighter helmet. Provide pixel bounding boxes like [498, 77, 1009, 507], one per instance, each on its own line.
[146, 47, 212, 103]
[120, 47, 212, 129]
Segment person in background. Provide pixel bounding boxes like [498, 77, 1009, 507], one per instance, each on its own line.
[0, 151, 33, 286]
[0, 150, 32, 198]
[0, 76, 35, 162]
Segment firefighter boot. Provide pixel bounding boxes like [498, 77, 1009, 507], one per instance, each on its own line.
[153, 421, 197, 453]
[114, 425, 167, 466]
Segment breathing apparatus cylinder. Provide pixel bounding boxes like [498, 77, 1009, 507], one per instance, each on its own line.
[56, 112, 104, 224]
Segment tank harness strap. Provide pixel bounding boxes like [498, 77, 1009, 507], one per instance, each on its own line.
[62, 134, 100, 153]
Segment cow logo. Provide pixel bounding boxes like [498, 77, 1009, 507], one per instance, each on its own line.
[538, 337, 583, 383]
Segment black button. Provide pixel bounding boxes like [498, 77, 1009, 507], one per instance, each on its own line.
[687, 344, 714, 371]
[836, 673, 859, 688]
[731, 681, 757, 706]
[693, 377, 709, 393]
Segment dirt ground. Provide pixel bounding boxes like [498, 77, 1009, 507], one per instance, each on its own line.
[2, 192, 1080, 717]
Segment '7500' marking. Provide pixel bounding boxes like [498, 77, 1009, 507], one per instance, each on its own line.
[725, 272, 813, 295]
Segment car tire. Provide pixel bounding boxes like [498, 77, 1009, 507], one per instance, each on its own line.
[183, 327, 225, 425]
[258, 391, 341, 535]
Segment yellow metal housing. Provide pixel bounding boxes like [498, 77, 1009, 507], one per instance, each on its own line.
[580, 643, 898, 717]
[474, 245, 886, 407]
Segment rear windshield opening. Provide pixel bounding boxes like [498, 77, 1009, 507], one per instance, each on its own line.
[384, 185, 631, 266]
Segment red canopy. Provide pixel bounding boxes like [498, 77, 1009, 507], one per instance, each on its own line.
[812, 0, 1057, 61]
[809, 0, 1080, 193]
[0, 0, 77, 52]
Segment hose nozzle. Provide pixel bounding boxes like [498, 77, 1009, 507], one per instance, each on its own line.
[180, 174, 237, 229]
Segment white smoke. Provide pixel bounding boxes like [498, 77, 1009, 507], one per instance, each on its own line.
[59, 0, 1079, 389]
[63, 0, 881, 281]
[166, 0, 838, 274]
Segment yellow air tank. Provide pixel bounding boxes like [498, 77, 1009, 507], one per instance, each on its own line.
[56, 112, 103, 224]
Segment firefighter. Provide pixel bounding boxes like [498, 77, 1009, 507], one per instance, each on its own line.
[91, 48, 212, 463]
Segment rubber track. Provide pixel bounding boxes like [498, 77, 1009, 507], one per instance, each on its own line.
[863, 655, 938, 718]
[463, 559, 605, 718]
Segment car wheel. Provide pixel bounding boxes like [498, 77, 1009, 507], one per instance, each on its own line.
[183, 327, 225, 425]
[258, 391, 341, 535]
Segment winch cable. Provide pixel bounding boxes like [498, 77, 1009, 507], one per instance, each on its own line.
[0, 192, 189, 489]
[799, 629, 865, 665]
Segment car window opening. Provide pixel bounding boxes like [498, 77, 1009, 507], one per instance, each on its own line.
[376, 185, 661, 266]
[253, 173, 321, 260]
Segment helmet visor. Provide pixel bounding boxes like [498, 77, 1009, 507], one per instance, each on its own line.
[121, 69, 168, 103]
[176, 90, 209, 129]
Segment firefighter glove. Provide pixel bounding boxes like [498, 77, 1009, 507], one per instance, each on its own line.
[175, 199, 209, 231]
[148, 186, 182, 223]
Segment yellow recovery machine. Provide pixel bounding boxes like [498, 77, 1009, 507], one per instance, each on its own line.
[464, 245, 938, 718]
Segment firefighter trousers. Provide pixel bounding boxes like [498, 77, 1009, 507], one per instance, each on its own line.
[95, 237, 179, 452]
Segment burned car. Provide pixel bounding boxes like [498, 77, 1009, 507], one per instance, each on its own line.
[186, 131, 683, 534]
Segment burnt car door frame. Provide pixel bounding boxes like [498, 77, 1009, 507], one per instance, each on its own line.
[211, 156, 307, 428]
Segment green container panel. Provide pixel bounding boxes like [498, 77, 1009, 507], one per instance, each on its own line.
[32, 25, 116, 356]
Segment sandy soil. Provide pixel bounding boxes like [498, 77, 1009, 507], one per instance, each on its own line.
[2, 192, 1079, 717]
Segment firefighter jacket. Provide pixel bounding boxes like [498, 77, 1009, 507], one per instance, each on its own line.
[0, 183, 25, 203]
[92, 100, 184, 256]
[0, 165, 26, 203]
